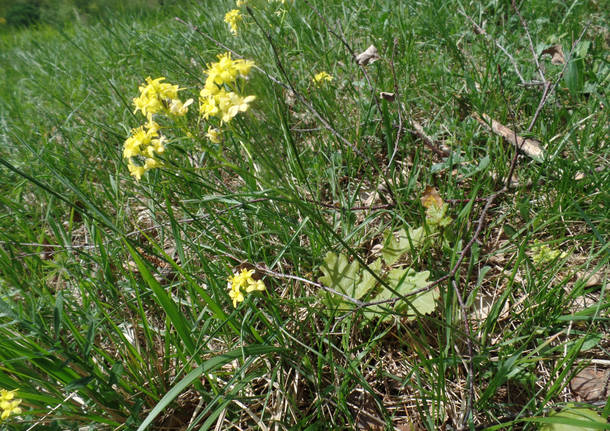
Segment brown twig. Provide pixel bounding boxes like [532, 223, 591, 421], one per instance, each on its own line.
[511, 0, 546, 82]
[526, 25, 588, 131]
[387, 38, 405, 167]
[459, 10, 531, 85]
[409, 118, 450, 158]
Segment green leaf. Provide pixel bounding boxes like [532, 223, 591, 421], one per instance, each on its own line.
[381, 227, 425, 265]
[318, 252, 380, 307]
[538, 405, 608, 430]
[356, 259, 382, 300]
[318, 252, 361, 305]
[426, 203, 452, 228]
[365, 268, 437, 322]
[388, 268, 438, 320]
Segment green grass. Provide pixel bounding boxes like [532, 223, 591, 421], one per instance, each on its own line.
[0, 0, 608, 429]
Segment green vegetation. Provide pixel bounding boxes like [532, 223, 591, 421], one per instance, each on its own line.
[0, 0, 171, 28]
[0, 0, 608, 429]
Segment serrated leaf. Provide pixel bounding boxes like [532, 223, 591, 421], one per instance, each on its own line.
[365, 268, 438, 322]
[318, 252, 359, 293]
[318, 253, 383, 308]
[381, 227, 425, 265]
[389, 268, 438, 321]
[356, 258, 382, 299]
[362, 283, 394, 322]
[426, 203, 452, 228]
[319, 252, 360, 305]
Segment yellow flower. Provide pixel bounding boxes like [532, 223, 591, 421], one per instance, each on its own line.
[312, 71, 333, 85]
[227, 268, 265, 308]
[233, 59, 255, 77]
[133, 77, 190, 118]
[246, 279, 266, 293]
[0, 390, 22, 420]
[222, 92, 256, 123]
[205, 127, 222, 144]
[229, 284, 245, 307]
[224, 9, 242, 35]
[123, 120, 165, 180]
[169, 98, 193, 116]
[199, 53, 256, 123]
[229, 269, 255, 288]
[0, 390, 15, 402]
[207, 53, 239, 86]
[236, 0, 247, 6]
[199, 93, 221, 119]
[127, 163, 146, 181]
[203, 53, 255, 88]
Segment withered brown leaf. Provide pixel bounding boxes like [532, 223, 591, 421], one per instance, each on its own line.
[569, 366, 609, 402]
[541, 44, 566, 65]
[420, 186, 444, 209]
[355, 44, 380, 66]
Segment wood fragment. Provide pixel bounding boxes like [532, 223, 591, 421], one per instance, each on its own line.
[473, 112, 545, 161]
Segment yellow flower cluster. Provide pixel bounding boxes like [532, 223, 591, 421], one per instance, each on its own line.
[205, 127, 222, 144]
[0, 389, 22, 420]
[228, 268, 266, 308]
[532, 241, 567, 265]
[199, 53, 256, 127]
[133, 77, 193, 119]
[224, 9, 242, 35]
[122, 119, 165, 180]
[124, 77, 193, 180]
[313, 71, 333, 86]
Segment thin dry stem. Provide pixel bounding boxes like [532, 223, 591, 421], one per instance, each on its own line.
[459, 9, 529, 85]
[511, 0, 546, 82]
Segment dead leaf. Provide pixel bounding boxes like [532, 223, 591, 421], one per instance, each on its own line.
[574, 172, 586, 180]
[541, 44, 566, 65]
[575, 270, 605, 288]
[570, 366, 609, 402]
[420, 186, 444, 209]
[380, 91, 395, 101]
[473, 112, 545, 161]
[355, 44, 380, 66]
